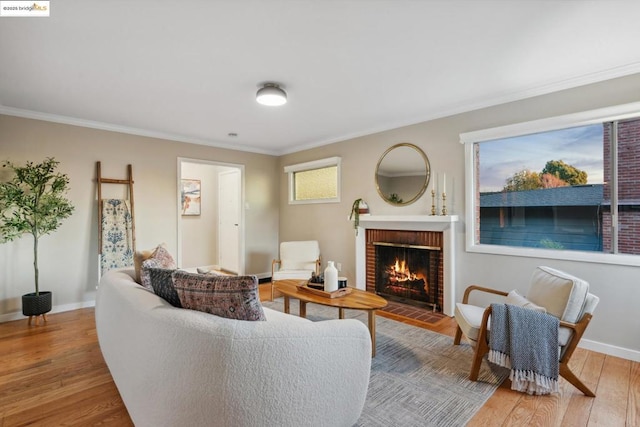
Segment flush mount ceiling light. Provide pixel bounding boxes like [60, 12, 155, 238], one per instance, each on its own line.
[256, 83, 287, 106]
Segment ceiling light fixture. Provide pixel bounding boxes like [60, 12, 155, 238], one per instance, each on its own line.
[256, 83, 287, 106]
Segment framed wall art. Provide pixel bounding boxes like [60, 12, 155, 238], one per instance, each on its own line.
[181, 179, 201, 216]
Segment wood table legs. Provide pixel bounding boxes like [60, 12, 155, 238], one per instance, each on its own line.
[368, 310, 377, 357]
[299, 301, 307, 318]
[282, 296, 307, 319]
[279, 295, 378, 357]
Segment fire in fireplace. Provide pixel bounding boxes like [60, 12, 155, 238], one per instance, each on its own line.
[374, 242, 440, 311]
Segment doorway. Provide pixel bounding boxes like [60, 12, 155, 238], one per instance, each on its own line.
[177, 158, 244, 274]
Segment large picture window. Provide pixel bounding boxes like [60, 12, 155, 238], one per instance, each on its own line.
[461, 102, 640, 266]
[284, 157, 341, 204]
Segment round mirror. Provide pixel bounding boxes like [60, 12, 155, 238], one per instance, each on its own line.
[375, 143, 431, 206]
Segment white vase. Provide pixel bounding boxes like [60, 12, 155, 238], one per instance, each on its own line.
[324, 261, 338, 292]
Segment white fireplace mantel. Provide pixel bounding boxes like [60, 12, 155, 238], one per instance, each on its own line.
[354, 215, 458, 316]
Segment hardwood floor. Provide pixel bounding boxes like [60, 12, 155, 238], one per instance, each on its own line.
[1, 297, 638, 426]
[0, 309, 133, 426]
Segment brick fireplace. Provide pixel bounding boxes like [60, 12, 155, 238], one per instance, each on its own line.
[354, 215, 458, 316]
[368, 229, 443, 311]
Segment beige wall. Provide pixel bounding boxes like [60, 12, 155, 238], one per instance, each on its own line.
[0, 115, 279, 319]
[2, 73, 640, 356]
[279, 73, 640, 356]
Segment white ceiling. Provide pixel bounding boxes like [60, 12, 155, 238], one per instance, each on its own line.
[2, 0, 640, 155]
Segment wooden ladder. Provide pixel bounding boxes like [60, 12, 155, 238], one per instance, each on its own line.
[96, 162, 136, 275]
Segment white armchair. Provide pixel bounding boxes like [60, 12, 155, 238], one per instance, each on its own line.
[271, 241, 321, 300]
[454, 266, 600, 396]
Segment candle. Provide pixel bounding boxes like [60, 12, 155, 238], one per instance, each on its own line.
[442, 173, 446, 194]
[431, 173, 435, 193]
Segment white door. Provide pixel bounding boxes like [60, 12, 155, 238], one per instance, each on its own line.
[218, 169, 241, 274]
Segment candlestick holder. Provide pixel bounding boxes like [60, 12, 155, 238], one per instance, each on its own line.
[430, 189, 436, 215]
[441, 192, 447, 216]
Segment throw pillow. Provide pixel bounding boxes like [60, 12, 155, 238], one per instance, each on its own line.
[148, 267, 182, 308]
[171, 271, 266, 321]
[527, 266, 589, 323]
[133, 248, 154, 284]
[140, 244, 177, 289]
[506, 290, 547, 313]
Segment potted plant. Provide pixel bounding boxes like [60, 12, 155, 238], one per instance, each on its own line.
[0, 158, 75, 321]
[349, 198, 369, 233]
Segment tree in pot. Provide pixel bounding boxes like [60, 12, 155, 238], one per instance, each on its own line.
[0, 158, 74, 324]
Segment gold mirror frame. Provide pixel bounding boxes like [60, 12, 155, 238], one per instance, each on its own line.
[375, 143, 431, 206]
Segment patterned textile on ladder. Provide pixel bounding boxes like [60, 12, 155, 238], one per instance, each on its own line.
[101, 199, 134, 274]
[488, 303, 560, 395]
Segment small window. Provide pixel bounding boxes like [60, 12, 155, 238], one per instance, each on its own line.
[284, 157, 341, 204]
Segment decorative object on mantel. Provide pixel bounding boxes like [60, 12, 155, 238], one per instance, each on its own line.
[441, 194, 448, 216]
[429, 172, 449, 216]
[375, 143, 430, 206]
[430, 187, 437, 215]
[0, 158, 75, 325]
[349, 198, 369, 234]
[441, 172, 448, 215]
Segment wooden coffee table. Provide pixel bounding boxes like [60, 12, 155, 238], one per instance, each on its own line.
[273, 280, 388, 357]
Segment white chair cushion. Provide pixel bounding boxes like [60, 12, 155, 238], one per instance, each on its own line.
[506, 290, 547, 313]
[272, 270, 314, 281]
[279, 241, 320, 271]
[454, 303, 489, 343]
[527, 266, 589, 324]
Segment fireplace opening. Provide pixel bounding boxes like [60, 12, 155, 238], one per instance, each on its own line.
[374, 242, 441, 311]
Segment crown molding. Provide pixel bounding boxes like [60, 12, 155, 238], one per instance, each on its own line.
[0, 106, 279, 156]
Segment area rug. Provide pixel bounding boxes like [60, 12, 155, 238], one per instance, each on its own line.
[263, 299, 508, 427]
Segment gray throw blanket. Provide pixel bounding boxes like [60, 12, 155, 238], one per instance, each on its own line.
[488, 303, 560, 395]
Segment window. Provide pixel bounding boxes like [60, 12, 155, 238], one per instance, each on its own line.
[460, 102, 640, 266]
[284, 157, 341, 204]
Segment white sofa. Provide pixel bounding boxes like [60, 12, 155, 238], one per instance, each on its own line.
[95, 268, 372, 427]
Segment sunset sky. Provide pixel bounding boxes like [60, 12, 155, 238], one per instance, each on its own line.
[479, 123, 604, 192]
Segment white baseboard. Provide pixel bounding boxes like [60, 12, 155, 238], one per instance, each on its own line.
[579, 339, 640, 362]
[0, 301, 96, 324]
[254, 272, 271, 280]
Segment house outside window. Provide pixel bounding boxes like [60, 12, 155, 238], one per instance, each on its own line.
[284, 157, 341, 204]
[460, 102, 640, 266]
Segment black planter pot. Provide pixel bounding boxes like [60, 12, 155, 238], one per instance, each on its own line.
[22, 291, 52, 316]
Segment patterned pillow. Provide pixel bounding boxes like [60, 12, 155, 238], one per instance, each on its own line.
[140, 245, 177, 289]
[133, 248, 154, 284]
[171, 271, 266, 321]
[148, 268, 182, 308]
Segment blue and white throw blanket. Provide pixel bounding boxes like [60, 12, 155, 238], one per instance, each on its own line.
[488, 303, 560, 395]
[100, 199, 134, 275]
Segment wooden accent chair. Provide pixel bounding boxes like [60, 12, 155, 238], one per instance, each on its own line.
[271, 241, 321, 301]
[453, 266, 600, 396]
